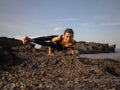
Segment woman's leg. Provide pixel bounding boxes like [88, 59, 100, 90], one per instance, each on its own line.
[33, 35, 58, 43]
[34, 39, 63, 51]
[22, 35, 57, 48]
[22, 35, 58, 45]
[33, 35, 64, 50]
[33, 35, 58, 46]
[22, 35, 63, 50]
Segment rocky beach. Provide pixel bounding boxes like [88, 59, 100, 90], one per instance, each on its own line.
[0, 37, 120, 90]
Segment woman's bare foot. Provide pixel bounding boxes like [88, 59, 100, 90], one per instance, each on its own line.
[22, 36, 33, 45]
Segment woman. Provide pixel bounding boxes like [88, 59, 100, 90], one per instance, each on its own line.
[22, 28, 76, 56]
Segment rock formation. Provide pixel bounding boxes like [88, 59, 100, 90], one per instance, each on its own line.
[0, 37, 120, 89]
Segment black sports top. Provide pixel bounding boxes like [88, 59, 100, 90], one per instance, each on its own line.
[55, 35, 76, 51]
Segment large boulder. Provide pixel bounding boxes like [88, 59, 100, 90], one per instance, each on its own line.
[0, 37, 22, 50]
[76, 41, 116, 54]
[0, 37, 35, 51]
[0, 46, 13, 66]
[0, 37, 36, 66]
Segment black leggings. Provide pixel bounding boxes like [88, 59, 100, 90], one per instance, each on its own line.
[33, 35, 63, 51]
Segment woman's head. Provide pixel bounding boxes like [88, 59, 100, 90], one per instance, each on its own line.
[64, 28, 74, 36]
[63, 28, 74, 42]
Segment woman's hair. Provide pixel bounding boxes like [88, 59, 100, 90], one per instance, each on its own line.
[64, 28, 74, 37]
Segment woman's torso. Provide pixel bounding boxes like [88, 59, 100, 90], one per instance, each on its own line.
[56, 35, 76, 48]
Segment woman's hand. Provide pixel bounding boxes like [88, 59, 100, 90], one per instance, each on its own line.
[48, 53, 55, 56]
[48, 47, 55, 56]
[71, 44, 76, 55]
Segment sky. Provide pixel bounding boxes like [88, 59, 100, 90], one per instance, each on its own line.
[0, 0, 120, 48]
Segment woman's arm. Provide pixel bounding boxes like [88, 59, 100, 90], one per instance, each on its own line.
[71, 42, 76, 55]
[48, 47, 54, 56]
[51, 36, 61, 42]
[48, 36, 61, 56]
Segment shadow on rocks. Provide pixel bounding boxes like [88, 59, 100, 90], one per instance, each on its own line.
[0, 46, 26, 67]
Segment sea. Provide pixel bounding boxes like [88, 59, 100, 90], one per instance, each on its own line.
[80, 49, 120, 61]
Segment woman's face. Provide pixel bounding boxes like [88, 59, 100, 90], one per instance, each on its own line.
[64, 32, 73, 42]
